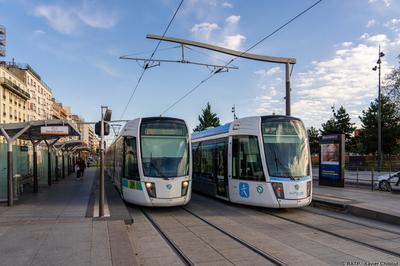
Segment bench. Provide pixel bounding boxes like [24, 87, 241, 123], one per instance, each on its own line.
[15, 174, 33, 195]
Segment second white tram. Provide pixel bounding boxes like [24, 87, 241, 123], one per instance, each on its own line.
[191, 115, 312, 208]
[105, 117, 192, 206]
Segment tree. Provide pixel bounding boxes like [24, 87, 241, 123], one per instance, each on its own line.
[307, 126, 320, 155]
[320, 105, 356, 152]
[359, 95, 400, 155]
[193, 102, 221, 132]
[384, 55, 400, 107]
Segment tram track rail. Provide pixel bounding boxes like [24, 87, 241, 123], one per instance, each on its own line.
[181, 207, 287, 266]
[140, 208, 194, 266]
[259, 209, 400, 259]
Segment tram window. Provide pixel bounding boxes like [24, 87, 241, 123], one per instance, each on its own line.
[232, 136, 265, 181]
[192, 142, 202, 176]
[124, 137, 140, 180]
[201, 141, 214, 177]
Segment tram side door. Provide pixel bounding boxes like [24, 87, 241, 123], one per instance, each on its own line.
[215, 139, 228, 198]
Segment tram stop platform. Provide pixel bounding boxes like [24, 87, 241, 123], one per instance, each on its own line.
[312, 184, 400, 225]
[0, 168, 136, 266]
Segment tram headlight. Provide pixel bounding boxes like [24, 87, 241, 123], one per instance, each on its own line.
[307, 181, 312, 197]
[271, 182, 285, 199]
[145, 182, 156, 198]
[181, 180, 189, 196]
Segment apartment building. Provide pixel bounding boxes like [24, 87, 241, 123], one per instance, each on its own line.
[0, 62, 29, 124]
[5, 62, 53, 121]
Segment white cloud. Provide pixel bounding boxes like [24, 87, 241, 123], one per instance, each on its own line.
[255, 67, 281, 77]
[384, 18, 400, 32]
[368, 0, 391, 7]
[191, 22, 220, 41]
[226, 15, 240, 24]
[94, 62, 121, 78]
[366, 19, 376, 28]
[35, 5, 77, 34]
[34, 4, 118, 34]
[220, 34, 246, 50]
[222, 2, 233, 8]
[254, 33, 400, 128]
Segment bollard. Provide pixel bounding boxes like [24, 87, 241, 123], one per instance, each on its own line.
[371, 169, 374, 191]
[356, 167, 359, 185]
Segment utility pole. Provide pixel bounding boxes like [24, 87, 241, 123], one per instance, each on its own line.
[97, 106, 112, 217]
[372, 46, 385, 171]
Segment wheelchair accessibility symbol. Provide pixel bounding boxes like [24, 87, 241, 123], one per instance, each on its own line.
[256, 185, 264, 194]
[239, 182, 249, 198]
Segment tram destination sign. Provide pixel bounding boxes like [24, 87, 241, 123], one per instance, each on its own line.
[319, 134, 345, 187]
[40, 126, 69, 135]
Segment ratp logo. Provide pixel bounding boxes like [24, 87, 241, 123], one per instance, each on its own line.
[239, 182, 249, 198]
[166, 184, 172, 190]
[294, 184, 300, 190]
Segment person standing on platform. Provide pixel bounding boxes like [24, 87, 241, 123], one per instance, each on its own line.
[79, 158, 86, 178]
[75, 160, 81, 180]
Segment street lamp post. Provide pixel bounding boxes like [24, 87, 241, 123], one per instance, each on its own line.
[372, 46, 385, 171]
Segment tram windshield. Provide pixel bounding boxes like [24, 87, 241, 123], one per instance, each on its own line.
[262, 117, 309, 178]
[140, 119, 189, 178]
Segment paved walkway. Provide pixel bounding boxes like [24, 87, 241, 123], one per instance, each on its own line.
[313, 183, 400, 225]
[0, 168, 135, 266]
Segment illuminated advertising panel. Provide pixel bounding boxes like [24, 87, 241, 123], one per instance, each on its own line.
[319, 134, 344, 187]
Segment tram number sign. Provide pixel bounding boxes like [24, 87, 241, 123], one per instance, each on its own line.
[40, 126, 69, 135]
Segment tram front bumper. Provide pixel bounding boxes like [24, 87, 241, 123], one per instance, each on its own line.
[277, 196, 312, 208]
[147, 195, 191, 207]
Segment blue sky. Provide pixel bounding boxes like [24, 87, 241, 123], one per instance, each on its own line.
[1, 0, 400, 136]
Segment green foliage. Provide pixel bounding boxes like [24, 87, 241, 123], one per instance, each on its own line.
[359, 95, 400, 155]
[320, 105, 356, 152]
[193, 102, 221, 132]
[307, 126, 320, 155]
[384, 55, 400, 106]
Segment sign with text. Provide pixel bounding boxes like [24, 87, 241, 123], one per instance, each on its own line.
[40, 126, 69, 135]
[319, 134, 345, 187]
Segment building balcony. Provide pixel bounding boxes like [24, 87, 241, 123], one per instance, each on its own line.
[0, 77, 30, 100]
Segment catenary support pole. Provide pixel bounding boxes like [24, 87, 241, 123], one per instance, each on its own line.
[285, 62, 291, 116]
[99, 107, 105, 217]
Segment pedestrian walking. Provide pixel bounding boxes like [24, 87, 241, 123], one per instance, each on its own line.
[79, 158, 86, 178]
[75, 161, 81, 180]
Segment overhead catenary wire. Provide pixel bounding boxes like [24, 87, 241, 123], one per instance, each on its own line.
[160, 0, 323, 116]
[119, 0, 185, 119]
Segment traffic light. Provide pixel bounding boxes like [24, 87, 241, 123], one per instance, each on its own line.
[95, 121, 110, 136]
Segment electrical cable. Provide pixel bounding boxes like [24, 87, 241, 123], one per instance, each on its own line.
[160, 0, 323, 115]
[120, 0, 185, 119]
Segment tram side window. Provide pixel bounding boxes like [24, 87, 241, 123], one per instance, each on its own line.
[232, 136, 265, 181]
[192, 142, 201, 176]
[200, 141, 214, 178]
[124, 137, 140, 180]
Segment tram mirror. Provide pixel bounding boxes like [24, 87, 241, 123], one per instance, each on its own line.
[318, 134, 345, 187]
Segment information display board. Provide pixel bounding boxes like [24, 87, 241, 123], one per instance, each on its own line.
[40, 126, 69, 135]
[319, 134, 345, 187]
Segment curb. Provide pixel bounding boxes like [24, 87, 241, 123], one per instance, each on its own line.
[311, 195, 400, 226]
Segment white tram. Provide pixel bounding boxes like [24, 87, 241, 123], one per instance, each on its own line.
[105, 117, 192, 206]
[191, 115, 312, 208]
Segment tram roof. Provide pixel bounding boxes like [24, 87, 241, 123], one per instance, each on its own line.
[191, 123, 231, 140]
